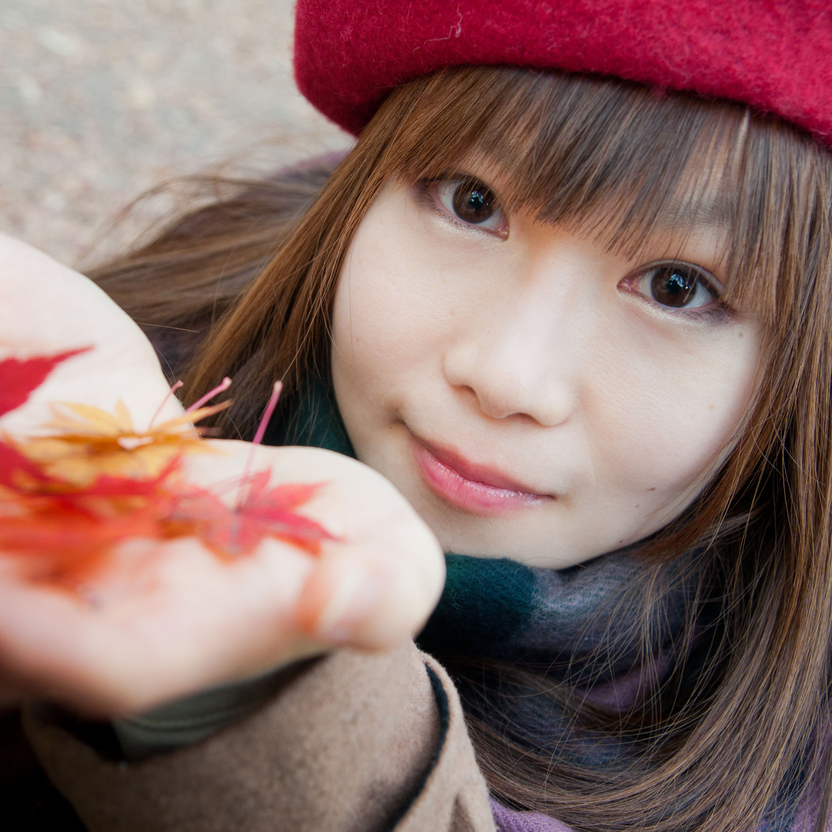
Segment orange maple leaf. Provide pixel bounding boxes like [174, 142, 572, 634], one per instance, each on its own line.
[10, 399, 227, 487]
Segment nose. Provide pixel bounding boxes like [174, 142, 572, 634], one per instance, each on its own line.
[442, 288, 581, 427]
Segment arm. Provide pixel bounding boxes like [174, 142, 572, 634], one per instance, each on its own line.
[24, 645, 496, 832]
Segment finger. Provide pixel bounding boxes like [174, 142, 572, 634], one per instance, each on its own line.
[207, 443, 447, 650]
[294, 510, 445, 650]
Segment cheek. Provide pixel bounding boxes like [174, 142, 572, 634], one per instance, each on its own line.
[332, 269, 418, 403]
[330, 222, 442, 449]
[332, 240, 407, 386]
[331, 215, 458, 395]
[594, 327, 760, 507]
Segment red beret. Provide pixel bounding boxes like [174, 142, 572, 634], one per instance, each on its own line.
[294, 0, 832, 145]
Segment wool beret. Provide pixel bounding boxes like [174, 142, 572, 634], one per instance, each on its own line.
[294, 0, 832, 145]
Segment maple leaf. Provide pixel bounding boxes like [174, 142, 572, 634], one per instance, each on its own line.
[80, 459, 183, 499]
[0, 348, 89, 418]
[170, 471, 335, 557]
[0, 495, 165, 583]
[0, 442, 57, 491]
[11, 400, 227, 487]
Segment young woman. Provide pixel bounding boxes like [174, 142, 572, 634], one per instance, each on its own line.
[2, 1, 831, 830]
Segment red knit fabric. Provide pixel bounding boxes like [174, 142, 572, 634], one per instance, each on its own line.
[293, 0, 832, 145]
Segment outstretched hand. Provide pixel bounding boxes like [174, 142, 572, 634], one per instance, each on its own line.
[0, 235, 444, 718]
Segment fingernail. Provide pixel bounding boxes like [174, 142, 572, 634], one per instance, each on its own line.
[315, 567, 382, 641]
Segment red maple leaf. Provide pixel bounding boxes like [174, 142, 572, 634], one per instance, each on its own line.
[170, 471, 335, 557]
[0, 443, 56, 490]
[0, 492, 169, 582]
[0, 348, 89, 418]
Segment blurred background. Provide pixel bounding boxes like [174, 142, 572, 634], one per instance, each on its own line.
[0, 0, 351, 268]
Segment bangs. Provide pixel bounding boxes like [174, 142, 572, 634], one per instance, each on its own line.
[365, 67, 830, 328]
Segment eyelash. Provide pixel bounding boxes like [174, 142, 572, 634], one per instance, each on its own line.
[619, 262, 731, 322]
[415, 175, 509, 238]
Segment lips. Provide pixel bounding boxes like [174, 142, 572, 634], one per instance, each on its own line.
[411, 435, 549, 514]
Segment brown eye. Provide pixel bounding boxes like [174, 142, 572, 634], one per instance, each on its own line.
[452, 180, 497, 223]
[636, 263, 719, 310]
[433, 178, 507, 234]
[652, 266, 698, 307]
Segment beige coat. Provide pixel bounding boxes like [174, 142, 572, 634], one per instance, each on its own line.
[24, 645, 498, 832]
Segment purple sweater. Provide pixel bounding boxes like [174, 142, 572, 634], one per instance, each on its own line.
[491, 777, 829, 831]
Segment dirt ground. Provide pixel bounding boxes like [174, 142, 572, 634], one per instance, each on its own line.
[0, 0, 351, 268]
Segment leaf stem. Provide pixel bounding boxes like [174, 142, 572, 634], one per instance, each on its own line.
[185, 377, 231, 414]
[148, 380, 183, 428]
[235, 380, 283, 511]
[253, 380, 283, 447]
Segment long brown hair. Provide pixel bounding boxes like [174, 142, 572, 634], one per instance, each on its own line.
[92, 67, 832, 831]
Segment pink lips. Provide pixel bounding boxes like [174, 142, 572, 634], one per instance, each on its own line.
[412, 437, 549, 515]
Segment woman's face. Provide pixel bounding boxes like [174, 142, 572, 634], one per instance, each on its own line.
[331, 165, 763, 567]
